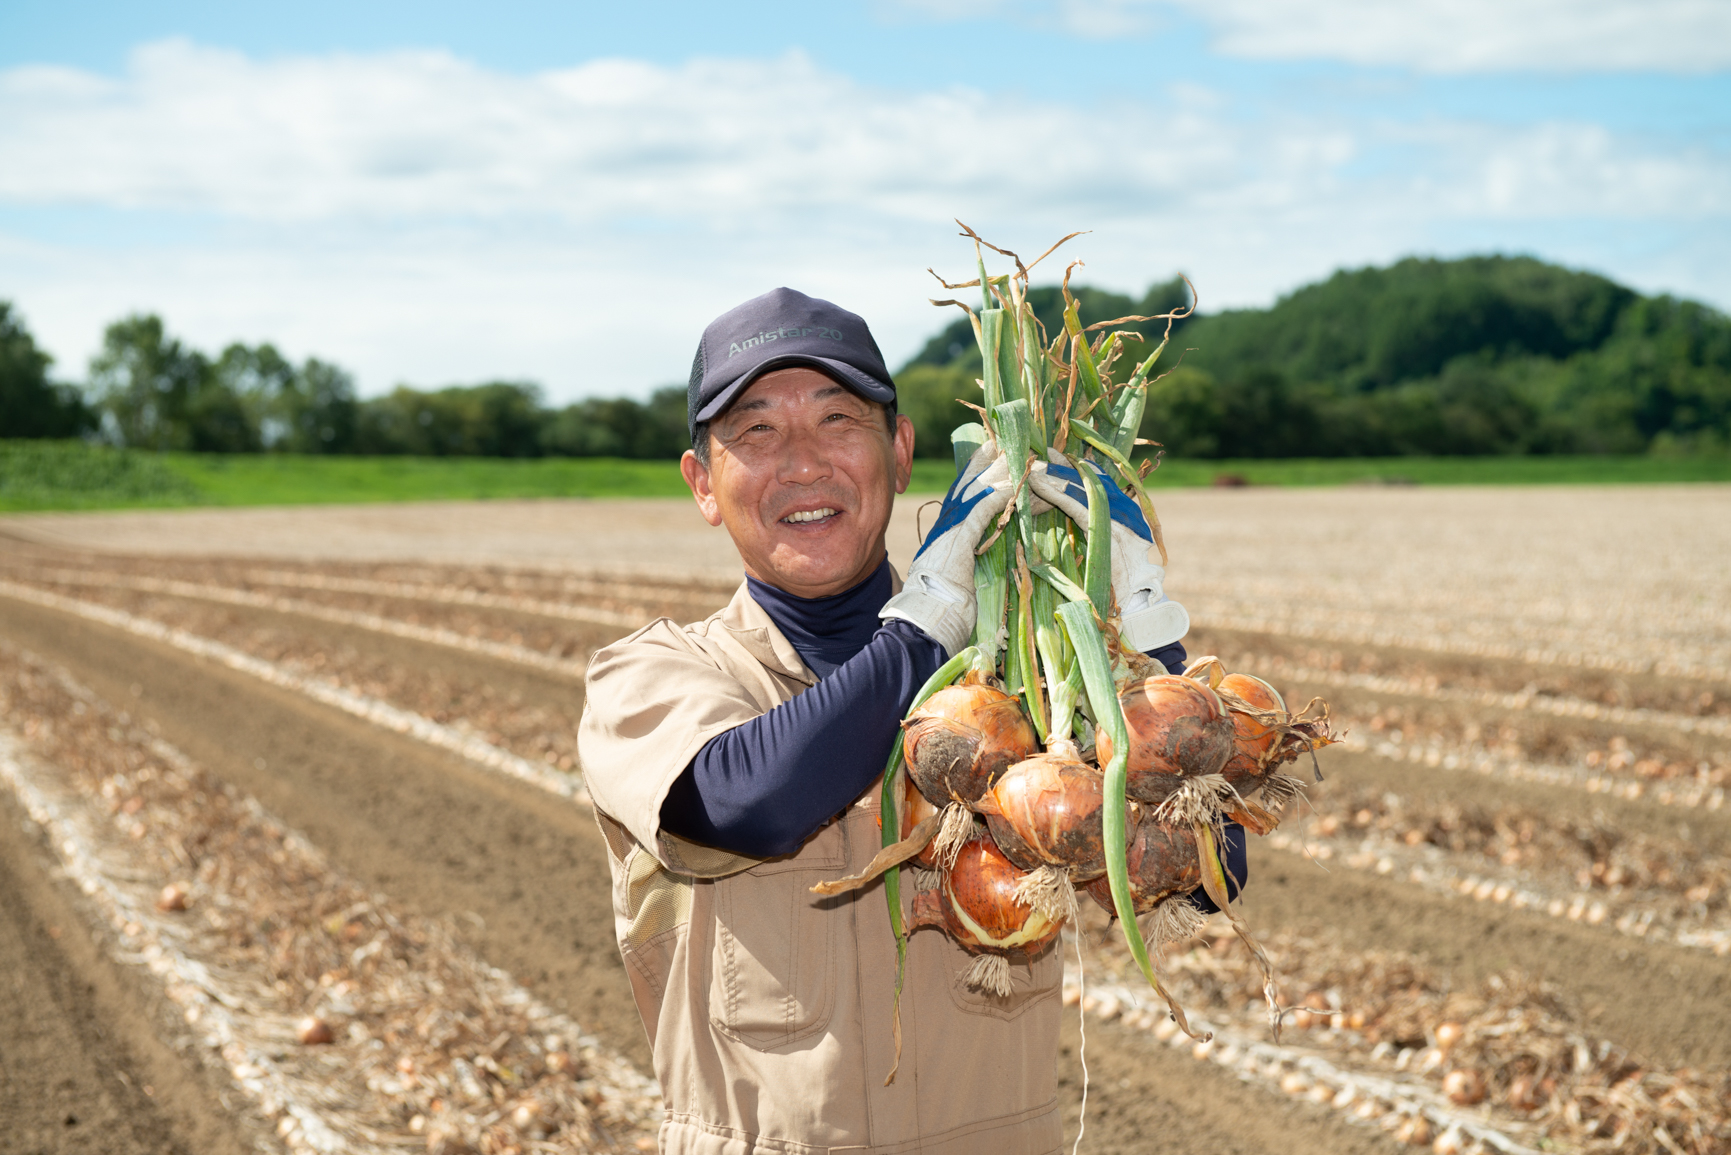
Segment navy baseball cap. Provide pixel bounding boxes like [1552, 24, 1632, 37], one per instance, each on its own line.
[687, 287, 897, 442]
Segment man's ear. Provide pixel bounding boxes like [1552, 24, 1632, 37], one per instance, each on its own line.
[681, 449, 725, 527]
[892, 413, 915, 495]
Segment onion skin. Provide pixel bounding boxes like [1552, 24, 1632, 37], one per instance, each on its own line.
[916, 837, 1061, 953]
[1093, 676, 1235, 803]
[1082, 819, 1202, 915]
[904, 684, 1039, 805]
[899, 773, 942, 869]
[977, 753, 1115, 881]
[1224, 798, 1281, 837]
[1219, 672, 1286, 791]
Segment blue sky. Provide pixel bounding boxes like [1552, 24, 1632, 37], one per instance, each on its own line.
[2, 1, 1727, 402]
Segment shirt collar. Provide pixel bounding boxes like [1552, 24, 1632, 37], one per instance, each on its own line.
[713, 566, 904, 688]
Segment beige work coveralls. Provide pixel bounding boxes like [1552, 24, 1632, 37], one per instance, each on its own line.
[578, 580, 1062, 1155]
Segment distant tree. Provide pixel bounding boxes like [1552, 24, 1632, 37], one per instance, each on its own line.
[901, 257, 1731, 458]
[463, 382, 545, 457]
[280, 359, 360, 453]
[540, 385, 689, 458]
[642, 385, 693, 457]
[1, 301, 91, 438]
[89, 314, 259, 451]
[213, 342, 297, 445]
[355, 381, 545, 456]
[1139, 366, 1223, 459]
[892, 363, 981, 459]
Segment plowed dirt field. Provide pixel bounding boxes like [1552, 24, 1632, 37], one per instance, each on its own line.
[1, 484, 1727, 1155]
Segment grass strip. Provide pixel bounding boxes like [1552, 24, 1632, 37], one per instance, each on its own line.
[4, 441, 1730, 512]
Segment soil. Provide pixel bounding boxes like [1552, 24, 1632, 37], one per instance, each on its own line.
[1, 485, 1727, 1153]
[0, 781, 260, 1155]
[0, 598, 649, 1074]
[0, 589, 1420, 1155]
[0, 592, 1419, 1155]
[27, 580, 1724, 1067]
[1242, 802, 1731, 1070]
[1055, 1013, 1406, 1155]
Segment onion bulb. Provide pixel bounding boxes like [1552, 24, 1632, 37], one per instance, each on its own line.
[917, 837, 1062, 954]
[297, 1016, 334, 1045]
[904, 683, 1039, 805]
[1082, 818, 1202, 915]
[1218, 672, 1286, 791]
[1093, 675, 1235, 803]
[974, 752, 1117, 882]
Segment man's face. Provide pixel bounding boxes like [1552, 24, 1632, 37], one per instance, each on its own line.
[681, 367, 915, 598]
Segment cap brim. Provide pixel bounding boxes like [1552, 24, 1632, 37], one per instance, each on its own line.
[693, 354, 895, 425]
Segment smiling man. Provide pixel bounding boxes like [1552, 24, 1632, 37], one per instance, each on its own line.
[577, 287, 1068, 1154]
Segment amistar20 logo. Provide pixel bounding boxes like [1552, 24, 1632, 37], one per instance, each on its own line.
[727, 326, 843, 357]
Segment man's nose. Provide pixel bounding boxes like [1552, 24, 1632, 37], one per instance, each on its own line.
[777, 428, 833, 484]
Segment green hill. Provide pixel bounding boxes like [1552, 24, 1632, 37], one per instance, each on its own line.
[894, 255, 1731, 459]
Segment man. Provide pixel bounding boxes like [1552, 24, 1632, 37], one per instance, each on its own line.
[578, 287, 1226, 1154]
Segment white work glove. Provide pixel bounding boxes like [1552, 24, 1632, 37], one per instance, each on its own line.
[882, 444, 1013, 655]
[1027, 456, 1190, 653]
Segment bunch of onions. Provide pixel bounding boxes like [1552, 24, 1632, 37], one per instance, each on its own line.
[817, 227, 1338, 1081]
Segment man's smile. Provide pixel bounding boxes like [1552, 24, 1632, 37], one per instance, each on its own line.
[782, 507, 840, 524]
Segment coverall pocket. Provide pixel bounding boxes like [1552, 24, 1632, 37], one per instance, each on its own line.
[948, 939, 1063, 1020]
[706, 823, 843, 1050]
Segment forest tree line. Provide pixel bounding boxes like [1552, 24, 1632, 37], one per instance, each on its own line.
[4, 254, 1729, 458]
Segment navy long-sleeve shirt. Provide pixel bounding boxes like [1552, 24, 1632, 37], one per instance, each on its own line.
[658, 561, 945, 858]
[656, 561, 1241, 907]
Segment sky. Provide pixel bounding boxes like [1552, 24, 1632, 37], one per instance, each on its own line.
[1, 0, 1728, 403]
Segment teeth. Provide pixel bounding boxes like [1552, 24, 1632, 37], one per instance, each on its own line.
[784, 508, 837, 523]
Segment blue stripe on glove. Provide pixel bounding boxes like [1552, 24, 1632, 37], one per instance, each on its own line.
[914, 466, 999, 561]
[1043, 460, 1151, 542]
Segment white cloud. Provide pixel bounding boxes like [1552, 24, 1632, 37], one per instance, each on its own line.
[0, 41, 1725, 401]
[3, 39, 1720, 226]
[1191, 0, 1731, 73]
[885, 0, 1731, 72]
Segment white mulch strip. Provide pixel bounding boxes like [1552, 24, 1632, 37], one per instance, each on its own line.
[234, 568, 710, 622]
[10, 571, 595, 678]
[1064, 965, 1542, 1155]
[1260, 835, 1731, 957]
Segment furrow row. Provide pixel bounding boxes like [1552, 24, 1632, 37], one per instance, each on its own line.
[1063, 964, 1540, 1155]
[0, 668, 661, 1154]
[1191, 612, 1730, 685]
[11, 579, 1719, 965]
[1260, 837, 1730, 957]
[0, 580, 586, 803]
[1265, 665, 1731, 740]
[13, 570, 607, 669]
[1342, 732, 1726, 812]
